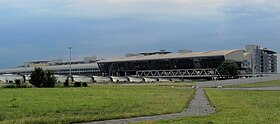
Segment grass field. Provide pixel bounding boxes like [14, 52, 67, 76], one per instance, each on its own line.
[225, 80, 280, 88]
[147, 89, 280, 124]
[0, 84, 193, 124]
[114, 82, 195, 87]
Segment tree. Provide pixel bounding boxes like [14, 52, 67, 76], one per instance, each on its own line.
[64, 78, 70, 87]
[30, 68, 45, 88]
[43, 70, 57, 87]
[29, 68, 57, 88]
[15, 79, 22, 87]
[217, 60, 239, 78]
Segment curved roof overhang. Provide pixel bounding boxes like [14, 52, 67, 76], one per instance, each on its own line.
[98, 49, 244, 63]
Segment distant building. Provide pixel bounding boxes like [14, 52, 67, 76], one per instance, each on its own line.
[1, 55, 100, 75]
[98, 45, 277, 77]
[84, 55, 97, 63]
[0, 45, 277, 78]
[23, 61, 50, 67]
[245, 45, 277, 73]
[97, 49, 245, 77]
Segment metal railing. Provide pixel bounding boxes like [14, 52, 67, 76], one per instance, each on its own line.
[136, 69, 219, 77]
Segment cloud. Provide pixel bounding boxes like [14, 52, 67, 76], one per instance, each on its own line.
[0, 0, 280, 69]
[1, 0, 279, 22]
[61, 0, 225, 18]
[0, 0, 225, 20]
[55, 0, 280, 18]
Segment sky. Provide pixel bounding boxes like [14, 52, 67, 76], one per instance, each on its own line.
[0, 0, 279, 71]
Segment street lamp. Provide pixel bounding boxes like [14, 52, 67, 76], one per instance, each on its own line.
[68, 46, 72, 76]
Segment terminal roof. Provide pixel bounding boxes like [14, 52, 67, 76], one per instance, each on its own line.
[98, 49, 243, 63]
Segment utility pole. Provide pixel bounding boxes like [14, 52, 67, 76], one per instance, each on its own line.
[68, 46, 72, 76]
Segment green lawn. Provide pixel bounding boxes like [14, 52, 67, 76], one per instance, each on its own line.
[147, 89, 280, 124]
[226, 80, 280, 88]
[0, 85, 193, 124]
[116, 82, 195, 87]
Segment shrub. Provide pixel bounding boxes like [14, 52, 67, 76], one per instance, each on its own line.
[15, 79, 21, 87]
[217, 60, 239, 78]
[3, 84, 17, 88]
[82, 82, 88, 87]
[43, 70, 56, 88]
[3, 79, 31, 88]
[29, 68, 57, 88]
[29, 68, 45, 87]
[4, 84, 31, 88]
[74, 82, 81, 87]
[64, 79, 70, 87]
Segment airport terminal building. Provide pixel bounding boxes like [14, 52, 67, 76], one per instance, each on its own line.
[0, 44, 277, 79]
[0, 56, 100, 76]
[97, 44, 277, 77]
[97, 49, 244, 77]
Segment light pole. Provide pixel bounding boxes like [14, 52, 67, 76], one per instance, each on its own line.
[68, 46, 72, 76]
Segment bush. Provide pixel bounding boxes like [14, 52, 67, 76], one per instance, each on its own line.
[63, 79, 69, 87]
[8, 80, 13, 84]
[82, 82, 88, 87]
[4, 84, 31, 88]
[74, 82, 81, 87]
[15, 79, 21, 87]
[217, 60, 239, 78]
[3, 79, 31, 88]
[29, 68, 57, 88]
[3, 84, 17, 88]
[29, 68, 45, 87]
[43, 70, 56, 87]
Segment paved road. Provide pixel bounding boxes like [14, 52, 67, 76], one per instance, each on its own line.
[81, 89, 215, 124]
[197, 74, 280, 88]
[184, 88, 215, 115]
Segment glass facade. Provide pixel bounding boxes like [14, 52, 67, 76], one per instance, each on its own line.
[54, 68, 100, 75]
[98, 56, 225, 76]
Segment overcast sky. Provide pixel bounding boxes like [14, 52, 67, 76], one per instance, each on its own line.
[0, 0, 279, 71]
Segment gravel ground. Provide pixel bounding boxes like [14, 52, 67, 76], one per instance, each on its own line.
[183, 88, 215, 115]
